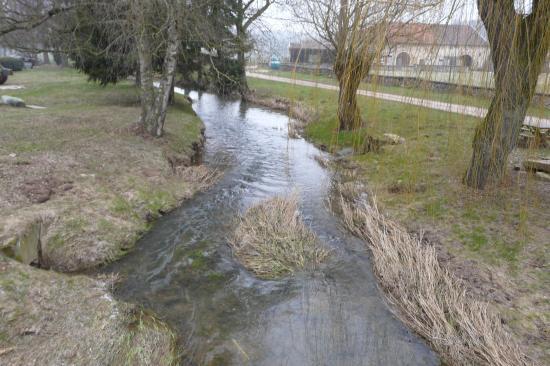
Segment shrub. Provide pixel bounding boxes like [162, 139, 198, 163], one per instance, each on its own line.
[0, 66, 8, 85]
[0, 57, 24, 71]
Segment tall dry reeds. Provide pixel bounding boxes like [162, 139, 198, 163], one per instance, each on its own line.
[229, 195, 329, 279]
[337, 187, 532, 366]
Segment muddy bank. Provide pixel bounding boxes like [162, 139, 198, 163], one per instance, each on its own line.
[244, 91, 315, 123]
[0, 122, 212, 365]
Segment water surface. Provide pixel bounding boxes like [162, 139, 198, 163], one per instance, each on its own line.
[106, 92, 439, 366]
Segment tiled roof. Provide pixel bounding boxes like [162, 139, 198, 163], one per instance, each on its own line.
[289, 23, 488, 51]
[386, 23, 488, 47]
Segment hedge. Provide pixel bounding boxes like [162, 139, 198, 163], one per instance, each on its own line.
[0, 57, 24, 71]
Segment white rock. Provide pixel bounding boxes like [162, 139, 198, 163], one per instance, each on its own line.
[383, 133, 405, 145]
[1, 95, 25, 107]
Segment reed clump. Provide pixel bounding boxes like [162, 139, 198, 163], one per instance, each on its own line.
[337, 185, 531, 366]
[230, 195, 329, 279]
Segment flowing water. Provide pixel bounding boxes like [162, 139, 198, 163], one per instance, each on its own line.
[106, 92, 439, 366]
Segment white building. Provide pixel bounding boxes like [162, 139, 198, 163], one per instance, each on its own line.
[381, 23, 490, 70]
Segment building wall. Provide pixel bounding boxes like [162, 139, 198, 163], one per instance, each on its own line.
[382, 44, 491, 70]
[289, 48, 333, 65]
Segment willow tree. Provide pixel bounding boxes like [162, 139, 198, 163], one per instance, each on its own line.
[296, 0, 439, 132]
[465, 0, 550, 189]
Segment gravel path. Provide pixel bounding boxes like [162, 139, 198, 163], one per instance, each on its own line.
[247, 72, 549, 129]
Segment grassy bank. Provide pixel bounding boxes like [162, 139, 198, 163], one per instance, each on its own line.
[0, 67, 214, 364]
[0, 67, 211, 272]
[254, 68, 549, 119]
[248, 76, 549, 364]
[0, 255, 177, 365]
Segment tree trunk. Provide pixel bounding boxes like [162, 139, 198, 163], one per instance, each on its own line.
[168, 77, 175, 105]
[136, 27, 157, 134]
[337, 75, 362, 131]
[465, 0, 550, 189]
[237, 48, 249, 97]
[135, 10, 179, 137]
[236, 18, 249, 97]
[333, 47, 372, 131]
[135, 67, 141, 87]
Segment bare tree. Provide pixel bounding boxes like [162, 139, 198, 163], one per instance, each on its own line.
[294, 0, 439, 133]
[0, 0, 72, 37]
[465, 0, 550, 189]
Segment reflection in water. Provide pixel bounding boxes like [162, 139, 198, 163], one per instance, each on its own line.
[105, 92, 439, 365]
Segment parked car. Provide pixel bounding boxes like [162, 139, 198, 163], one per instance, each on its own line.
[21, 57, 36, 69]
[270, 55, 281, 70]
[0, 66, 9, 85]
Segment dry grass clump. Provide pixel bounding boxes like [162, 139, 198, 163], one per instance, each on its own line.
[337, 187, 532, 366]
[229, 195, 329, 279]
[175, 165, 223, 189]
[244, 92, 316, 123]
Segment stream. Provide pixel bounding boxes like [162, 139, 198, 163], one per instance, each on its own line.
[105, 91, 439, 365]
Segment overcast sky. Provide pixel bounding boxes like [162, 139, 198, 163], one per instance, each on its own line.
[261, 0, 480, 33]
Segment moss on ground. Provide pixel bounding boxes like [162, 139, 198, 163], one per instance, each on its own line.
[248, 76, 550, 364]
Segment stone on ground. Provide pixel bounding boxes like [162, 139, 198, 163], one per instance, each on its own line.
[1, 95, 25, 107]
[383, 133, 406, 145]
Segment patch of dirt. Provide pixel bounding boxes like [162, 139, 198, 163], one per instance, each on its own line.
[20, 176, 73, 203]
[419, 230, 515, 305]
[388, 181, 427, 194]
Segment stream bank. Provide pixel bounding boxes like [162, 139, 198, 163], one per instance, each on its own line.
[0, 68, 216, 365]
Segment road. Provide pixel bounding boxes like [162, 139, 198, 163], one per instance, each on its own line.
[247, 72, 550, 129]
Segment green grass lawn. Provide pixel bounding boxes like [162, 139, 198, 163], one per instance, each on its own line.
[254, 68, 549, 119]
[248, 76, 550, 364]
